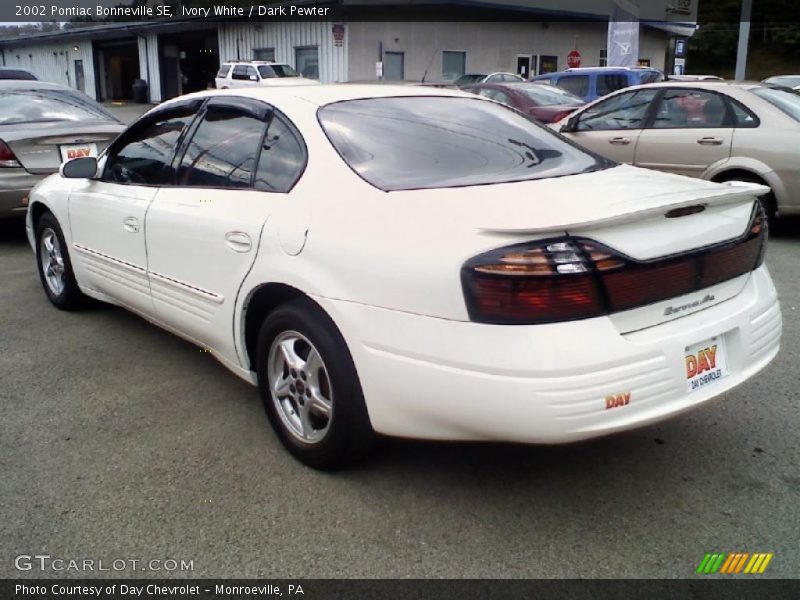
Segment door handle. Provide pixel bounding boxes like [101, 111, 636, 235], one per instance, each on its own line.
[697, 137, 723, 146]
[225, 231, 252, 253]
[122, 216, 139, 233]
[609, 137, 631, 145]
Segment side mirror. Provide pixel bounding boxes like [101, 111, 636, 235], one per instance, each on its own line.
[249, 75, 258, 81]
[560, 115, 579, 133]
[60, 156, 98, 179]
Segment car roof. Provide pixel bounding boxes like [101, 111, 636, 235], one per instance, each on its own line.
[223, 61, 290, 66]
[629, 80, 770, 91]
[166, 83, 472, 108]
[0, 66, 35, 72]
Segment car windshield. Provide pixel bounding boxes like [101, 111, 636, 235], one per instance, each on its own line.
[454, 74, 485, 86]
[752, 86, 800, 122]
[516, 84, 583, 106]
[0, 69, 36, 80]
[257, 64, 299, 78]
[765, 76, 800, 88]
[0, 89, 117, 125]
[318, 96, 610, 191]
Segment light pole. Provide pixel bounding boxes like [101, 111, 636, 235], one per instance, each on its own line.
[734, 0, 752, 80]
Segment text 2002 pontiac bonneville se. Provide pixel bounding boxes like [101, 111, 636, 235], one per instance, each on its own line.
[26, 85, 782, 468]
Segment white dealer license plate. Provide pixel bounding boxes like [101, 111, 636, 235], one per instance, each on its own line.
[59, 143, 97, 163]
[685, 336, 729, 393]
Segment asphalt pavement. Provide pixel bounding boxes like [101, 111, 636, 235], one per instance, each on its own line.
[1, 212, 798, 579]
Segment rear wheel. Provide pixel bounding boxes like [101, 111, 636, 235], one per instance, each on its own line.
[35, 212, 88, 310]
[256, 298, 374, 469]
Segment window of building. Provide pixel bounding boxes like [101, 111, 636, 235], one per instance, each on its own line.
[254, 47, 276, 61]
[442, 51, 466, 81]
[254, 113, 307, 193]
[178, 105, 267, 188]
[539, 55, 558, 74]
[295, 46, 319, 79]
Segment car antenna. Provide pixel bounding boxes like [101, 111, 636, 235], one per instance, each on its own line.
[421, 45, 440, 84]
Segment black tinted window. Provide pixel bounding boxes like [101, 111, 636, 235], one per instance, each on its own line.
[318, 96, 608, 191]
[254, 114, 306, 192]
[232, 66, 256, 80]
[178, 106, 267, 188]
[104, 108, 195, 185]
[558, 75, 590, 98]
[216, 65, 231, 78]
[597, 74, 629, 96]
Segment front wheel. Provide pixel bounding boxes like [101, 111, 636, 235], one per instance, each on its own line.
[35, 212, 88, 310]
[256, 298, 374, 469]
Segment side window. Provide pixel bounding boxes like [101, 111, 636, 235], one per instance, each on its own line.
[728, 98, 759, 128]
[492, 91, 512, 106]
[652, 90, 730, 129]
[558, 75, 590, 98]
[254, 113, 306, 193]
[103, 107, 197, 185]
[597, 74, 629, 97]
[216, 64, 231, 78]
[576, 89, 658, 131]
[231, 66, 250, 81]
[177, 103, 268, 188]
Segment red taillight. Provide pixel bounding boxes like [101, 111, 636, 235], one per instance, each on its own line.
[462, 203, 767, 325]
[0, 139, 21, 168]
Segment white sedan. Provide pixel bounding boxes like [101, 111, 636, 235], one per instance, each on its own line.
[26, 85, 781, 469]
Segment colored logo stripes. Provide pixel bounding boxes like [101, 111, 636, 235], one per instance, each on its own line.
[696, 552, 773, 574]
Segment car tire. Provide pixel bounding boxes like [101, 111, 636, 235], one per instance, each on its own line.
[35, 211, 88, 311]
[256, 297, 374, 470]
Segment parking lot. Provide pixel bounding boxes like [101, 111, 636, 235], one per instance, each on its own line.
[1, 208, 799, 578]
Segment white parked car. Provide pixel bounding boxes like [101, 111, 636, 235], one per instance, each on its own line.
[26, 85, 781, 469]
[215, 61, 317, 89]
[554, 81, 800, 222]
[762, 75, 800, 91]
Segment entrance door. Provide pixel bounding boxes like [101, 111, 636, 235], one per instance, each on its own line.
[516, 55, 531, 79]
[384, 52, 405, 81]
[74, 60, 85, 93]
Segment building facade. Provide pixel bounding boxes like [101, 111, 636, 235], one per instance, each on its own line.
[0, 2, 696, 103]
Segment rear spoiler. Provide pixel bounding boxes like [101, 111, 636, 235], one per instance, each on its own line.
[478, 181, 769, 234]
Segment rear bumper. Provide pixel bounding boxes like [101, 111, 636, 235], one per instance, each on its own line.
[317, 265, 781, 443]
[0, 170, 43, 218]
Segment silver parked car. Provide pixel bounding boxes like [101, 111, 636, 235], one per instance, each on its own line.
[0, 81, 124, 218]
[762, 75, 800, 91]
[0, 67, 38, 80]
[555, 81, 800, 222]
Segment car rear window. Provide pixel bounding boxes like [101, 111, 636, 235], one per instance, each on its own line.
[0, 89, 117, 125]
[638, 71, 664, 84]
[517, 84, 583, 106]
[751, 86, 800, 122]
[216, 64, 231, 78]
[318, 96, 609, 191]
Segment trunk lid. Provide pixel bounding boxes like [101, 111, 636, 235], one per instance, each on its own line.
[0, 121, 123, 174]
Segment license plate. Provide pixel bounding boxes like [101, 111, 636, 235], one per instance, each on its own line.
[59, 143, 97, 163]
[685, 336, 729, 393]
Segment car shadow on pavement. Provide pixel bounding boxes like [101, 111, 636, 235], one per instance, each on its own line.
[771, 215, 800, 239]
[0, 216, 27, 246]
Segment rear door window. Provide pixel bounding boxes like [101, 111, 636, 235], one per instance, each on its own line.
[177, 99, 269, 188]
[651, 90, 730, 129]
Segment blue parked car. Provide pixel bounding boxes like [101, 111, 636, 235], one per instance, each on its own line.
[530, 67, 664, 102]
